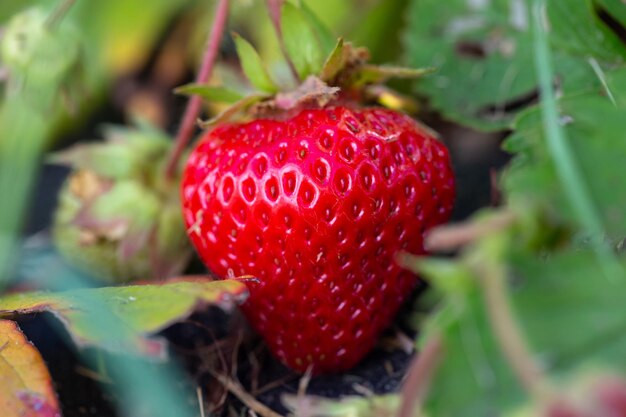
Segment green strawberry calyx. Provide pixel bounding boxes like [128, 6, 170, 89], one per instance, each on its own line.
[175, 1, 434, 127]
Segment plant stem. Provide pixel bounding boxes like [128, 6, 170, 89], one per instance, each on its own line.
[397, 333, 444, 417]
[531, 0, 623, 282]
[45, 0, 77, 30]
[164, 0, 230, 180]
[425, 210, 517, 252]
[480, 255, 551, 401]
[211, 372, 284, 417]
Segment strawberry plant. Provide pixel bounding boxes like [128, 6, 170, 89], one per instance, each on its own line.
[1, 0, 626, 416]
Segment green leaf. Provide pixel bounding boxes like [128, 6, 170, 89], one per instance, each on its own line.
[352, 64, 435, 87]
[199, 93, 269, 128]
[423, 288, 516, 417]
[174, 84, 244, 104]
[503, 67, 626, 241]
[49, 143, 139, 179]
[299, 0, 336, 57]
[594, 0, 626, 30]
[404, 0, 624, 131]
[422, 250, 626, 416]
[281, 2, 325, 79]
[49, 122, 171, 180]
[402, 255, 475, 300]
[320, 38, 346, 82]
[232, 33, 279, 93]
[350, 0, 409, 63]
[547, 0, 626, 64]
[0, 278, 248, 357]
[511, 251, 626, 372]
[405, 0, 537, 131]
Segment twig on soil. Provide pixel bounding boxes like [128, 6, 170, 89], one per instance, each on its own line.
[197, 387, 206, 417]
[74, 365, 113, 384]
[229, 329, 244, 378]
[164, 0, 230, 180]
[282, 365, 315, 416]
[248, 350, 261, 394]
[211, 371, 284, 417]
[379, 327, 415, 354]
[352, 383, 374, 397]
[397, 333, 445, 417]
[384, 360, 394, 377]
[298, 366, 313, 397]
[255, 373, 298, 396]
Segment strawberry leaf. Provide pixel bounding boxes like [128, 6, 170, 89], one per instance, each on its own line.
[349, 0, 409, 63]
[0, 320, 61, 417]
[174, 84, 244, 104]
[299, 0, 336, 57]
[274, 75, 339, 110]
[0, 278, 248, 357]
[280, 2, 325, 79]
[352, 64, 435, 87]
[412, 249, 626, 416]
[405, 0, 537, 131]
[49, 123, 171, 180]
[320, 38, 346, 82]
[404, 0, 621, 131]
[199, 93, 269, 127]
[547, 0, 626, 63]
[232, 33, 280, 93]
[594, 0, 626, 29]
[503, 67, 626, 240]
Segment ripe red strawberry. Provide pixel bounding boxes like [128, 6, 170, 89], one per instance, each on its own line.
[181, 105, 454, 373]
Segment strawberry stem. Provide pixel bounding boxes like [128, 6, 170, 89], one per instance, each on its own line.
[45, 0, 77, 29]
[479, 254, 552, 401]
[164, 0, 230, 180]
[264, 0, 301, 83]
[397, 333, 444, 417]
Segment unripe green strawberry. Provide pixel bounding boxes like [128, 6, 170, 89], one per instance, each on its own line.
[52, 123, 191, 283]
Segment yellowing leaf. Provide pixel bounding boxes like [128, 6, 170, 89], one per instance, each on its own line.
[0, 278, 248, 358]
[0, 320, 61, 417]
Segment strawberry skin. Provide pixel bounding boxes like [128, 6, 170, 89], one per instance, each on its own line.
[181, 106, 455, 373]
